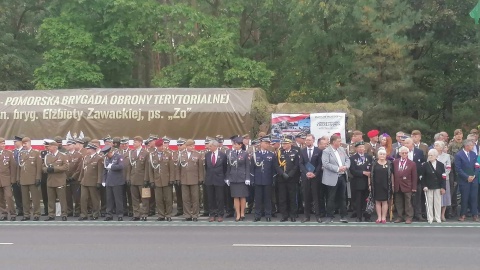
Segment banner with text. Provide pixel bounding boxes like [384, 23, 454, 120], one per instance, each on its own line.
[310, 113, 346, 143]
[0, 88, 254, 140]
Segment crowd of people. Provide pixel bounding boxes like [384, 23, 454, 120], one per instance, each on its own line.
[0, 128, 478, 224]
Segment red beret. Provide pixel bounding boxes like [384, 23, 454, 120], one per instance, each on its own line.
[367, 130, 379, 138]
[154, 139, 164, 147]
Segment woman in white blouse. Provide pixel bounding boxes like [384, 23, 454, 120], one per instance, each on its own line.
[434, 141, 451, 222]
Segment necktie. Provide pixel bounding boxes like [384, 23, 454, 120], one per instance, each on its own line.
[308, 149, 312, 161]
[212, 152, 216, 165]
[360, 155, 364, 162]
[401, 159, 405, 170]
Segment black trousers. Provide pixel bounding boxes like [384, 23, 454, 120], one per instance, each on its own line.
[12, 183, 23, 214]
[224, 185, 233, 214]
[41, 173, 49, 214]
[354, 189, 369, 219]
[207, 185, 224, 217]
[318, 182, 327, 215]
[174, 183, 183, 213]
[412, 183, 425, 217]
[107, 185, 124, 217]
[247, 185, 255, 210]
[278, 181, 297, 218]
[326, 175, 347, 218]
[254, 185, 272, 218]
[123, 184, 132, 215]
[303, 178, 319, 218]
[202, 183, 209, 214]
[100, 185, 107, 214]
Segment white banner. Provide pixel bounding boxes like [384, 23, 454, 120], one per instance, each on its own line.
[310, 113, 346, 143]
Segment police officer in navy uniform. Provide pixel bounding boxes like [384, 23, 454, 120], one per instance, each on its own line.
[101, 145, 125, 221]
[251, 136, 278, 222]
[276, 137, 300, 222]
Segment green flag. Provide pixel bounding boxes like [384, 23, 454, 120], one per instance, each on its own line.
[470, 0, 480, 24]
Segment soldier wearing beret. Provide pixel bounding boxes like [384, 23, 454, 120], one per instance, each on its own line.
[17, 137, 42, 221]
[148, 139, 175, 221]
[102, 145, 125, 221]
[77, 143, 103, 220]
[126, 136, 151, 221]
[42, 141, 69, 221]
[365, 130, 380, 157]
[178, 139, 204, 221]
[0, 137, 18, 221]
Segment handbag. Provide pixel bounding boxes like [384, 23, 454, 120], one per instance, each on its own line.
[141, 187, 151, 198]
[365, 192, 375, 214]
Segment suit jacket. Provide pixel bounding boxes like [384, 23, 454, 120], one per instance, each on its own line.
[454, 150, 478, 183]
[392, 158, 418, 193]
[148, 150, 175, 187]
[397, 148, 425, 178]
[421, 161, 446, 190]
[178, 150, 204, 185]
[0, 150, 17, 187]
[17, 149, 42, 185]
[103, 153, 125, 186]
[415, 143, 429, 158]
[250, 150, 278, 186]
[299, 147, 323, 182]
[78, 153, 103, 186]
[226, 150, 250, 184]
[204, 150, 228, 186]
[43, 151, 69, 187]
[66, 151, 82, 180]
[322, 146, 350, 187]
[275, 148, 300, 183]
[127, 148, 150, 185]
[349, 153, 373, 191]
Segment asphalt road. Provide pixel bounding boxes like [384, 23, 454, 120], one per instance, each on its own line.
[0, 220, 478, 270]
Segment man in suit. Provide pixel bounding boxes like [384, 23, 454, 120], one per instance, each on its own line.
[455, 140, 479, 222]
[215, 135, 234, 218]
[411, 130, 429, 158]
[468, 130, 479, 155]
[393, 146, 418, 224]
[251, 136, 278, 222]
[0, 138, 17, 221]
[299, 134, 323, 223]
[127, 136, 150, 221]
[322, 134, 351, 223]
[102, 145, 126, 221]
[392, 131, 405, 157]
[178, 139, 204, 221]
[349, 141, 373, 222]
[402, 138, 426, 221]
[77, 143, 103, 220]
[17, 137, 42, 221]
[12, 135, 24, 216]
[204, 140, 228, 222]
[43, 141, 69, 221]
[148, 139, 175, 221]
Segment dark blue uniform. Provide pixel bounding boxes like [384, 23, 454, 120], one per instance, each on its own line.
[103, 153, 125, 219]
[250, 150, 278, 219]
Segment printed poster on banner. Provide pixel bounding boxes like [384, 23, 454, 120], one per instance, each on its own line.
[310, 113, 346, 143]
[271, 114, 310, 137]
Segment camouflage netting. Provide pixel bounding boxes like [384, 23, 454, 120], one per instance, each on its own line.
[248, 88, 363, 136]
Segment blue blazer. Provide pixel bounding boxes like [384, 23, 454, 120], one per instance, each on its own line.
[454, 150, 478, 183]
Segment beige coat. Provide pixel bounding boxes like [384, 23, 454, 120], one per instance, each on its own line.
[178, 150, 204, 185]
[17, 149, 42, 185]
[43, 152, 69, 187]
[148, 150, 175, 187]
[78, 153, 104, 186]
[0, 150, 16, 187]
[127, 148, 150, 185]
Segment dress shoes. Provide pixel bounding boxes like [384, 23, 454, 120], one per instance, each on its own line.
[33, 216, 39, 221]
[118, 217, 123, 221]
[62, 216, 67, 221]
[280, 217, 288, 222]
[253, 217, 260, 222]
[78, 217, 88, 221]
[290, 218, 296, 222]
[209, 217, 215, 222]
[44, 217, 55, 221]
[266, 217, 271, 222]
[0, 216, 7, 221]
[157, 217, 166, 221]
[185, 218, 192, 221]
[166, 217, 172, 222]
[21, 217, 31, 221]
[192, 218, 198, 222]
[130, 217, 140, 221]
[217, 217, 223, 222]
[10, 217, 16, 221]
[141, 217, 147, 221]
[90, 217, 98, 220]
[104, 217, 113, 221]
[301, 218, 310, 223]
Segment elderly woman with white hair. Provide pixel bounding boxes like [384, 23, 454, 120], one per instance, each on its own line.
[369, 147, 393, 223]
[433, 141, 451, 221]
[421, 149, 446, 224]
